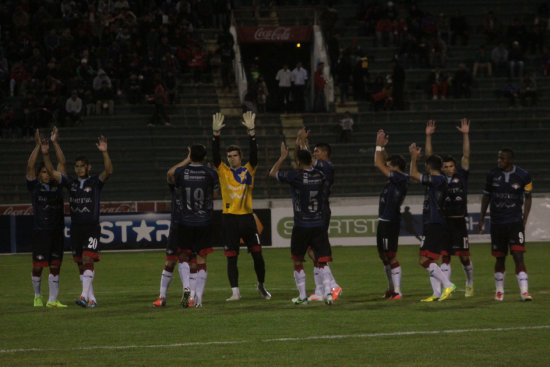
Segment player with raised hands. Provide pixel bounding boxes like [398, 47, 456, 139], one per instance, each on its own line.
[211, 111, 271, 301]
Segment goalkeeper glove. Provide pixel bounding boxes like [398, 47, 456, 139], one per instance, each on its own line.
[212, 112, 225, 134]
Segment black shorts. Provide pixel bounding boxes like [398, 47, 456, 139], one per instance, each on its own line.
[31, 228, 64, 267]
[291, 226, 332, 263]
[166, 223, 184, 261]
[377, 220, 400, 257]
[222, 214, 261, 256]
[420, 223, 449, 260]
[181, 223, 213, 257]
[71, 222, 101, 262]
[491, 221, 526, 257]
[444, 217, 470, 256]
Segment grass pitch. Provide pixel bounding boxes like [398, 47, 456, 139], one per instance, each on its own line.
[1, 243, 549, 367]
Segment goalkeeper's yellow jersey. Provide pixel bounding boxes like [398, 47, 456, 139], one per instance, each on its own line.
[216, 162, 256, 215]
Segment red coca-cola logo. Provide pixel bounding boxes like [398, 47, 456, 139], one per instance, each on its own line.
[0, 205, 34, 215]
[254, 27, 292, 41]
[100, 202, 138, 213]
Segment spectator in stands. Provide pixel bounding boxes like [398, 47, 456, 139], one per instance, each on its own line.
[507, 18, 528, 49]
[399, 34, 420, 69]
[147, 77, 171, 126]
[124, 72, 143, 104]
[335, 51, 352, 106]
[509, 41, 525, 78]
[372, 75, 393, 111]
[338, 111, 354, 143]
[450, 10, 469, 45]
[95, 81, 115, 115]
[275, 64, 293, 113]
[291, 62, 308, 112]
[65, 89, 83, 126]
[437, 13, 451, 44]
[218, 40, 235, 91]
[491, 43, 509, 77]
[391, 58, 405, 110]
[256, 75, 269, 113]
[313, 62, 327, 113]
[520, 73, 538, 106]
[242, 84, 258, 114]
[188, 46, 207, 85]
[9, 61, 29, 97]
[452, 63, 473, 98]
[427, 67, 449, 100]
[0, 104, 17, 139]
[376, 17, 394, 47]
[93, 69, 112, 91]
[429, 36, 447, 67]
[542, 46, 550, 76]
[352, 53, 369, 100]
[496, 80, 519, 107]
[482, 11, 501, 44]
[473, 46, 492, 77]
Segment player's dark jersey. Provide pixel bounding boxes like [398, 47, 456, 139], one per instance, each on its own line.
[27, 178, 64, 230]
[420, 174, 448, 225]
[61, 174, 103, 224]
[444, 167, 469, 217]
[314, 159, 334, 224]
[168, 183, 183, 225]
[379, 170, 408, 222]
[277, 168, 328, 227]
[483, 165, 532, 224]
[175, 164, 220, 226]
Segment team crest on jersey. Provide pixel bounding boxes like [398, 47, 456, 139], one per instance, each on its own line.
[452, 178, 460, 183]
[232, 167, 252, 185]
[84, 187, 92, 192]
[511, 183, 520, 190]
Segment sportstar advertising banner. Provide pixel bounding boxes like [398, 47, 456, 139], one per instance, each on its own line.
[1, 205, 271, 253]
[270, 197, 550, 247]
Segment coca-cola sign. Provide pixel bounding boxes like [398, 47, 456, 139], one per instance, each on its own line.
[0, 201, 173, 215]
[238, 26, 312, 43]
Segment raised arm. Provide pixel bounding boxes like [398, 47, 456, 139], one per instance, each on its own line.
[242, 111, 258, 167]
[269, 142, 289, 178]
[26, 129, 41, 179]
[457, 118, 470, 170]
[294, 128, 310, 162]
[374, 129, 391, 177]
[425, 119, 436, 157]
[408, 143, 422, 182]
[167, 147, 191, 184]
[211, 112, 225, 168]
[50, 126, 67, 175]
[40, 138, 62, 182]
[96, 135, 113, 181]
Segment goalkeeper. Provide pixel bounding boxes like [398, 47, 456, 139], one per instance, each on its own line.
[211, 111, 271, 302]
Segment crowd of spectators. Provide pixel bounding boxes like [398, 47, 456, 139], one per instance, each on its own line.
[324, 1, 550, 110]
[1, 0, 233, 138]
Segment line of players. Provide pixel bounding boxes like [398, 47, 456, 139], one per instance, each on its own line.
[28, 113, 533, 308]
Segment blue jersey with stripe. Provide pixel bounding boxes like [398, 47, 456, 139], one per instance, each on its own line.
[27, 178, 64, 230]
[61, 174, 104, 224]
[379, 170, 408, 222]
[420, 174, 448, 225]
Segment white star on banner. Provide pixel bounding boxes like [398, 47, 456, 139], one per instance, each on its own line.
[133, 220, 154, 242]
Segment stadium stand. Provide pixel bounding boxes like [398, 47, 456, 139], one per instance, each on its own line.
[1, 1, 549, 204]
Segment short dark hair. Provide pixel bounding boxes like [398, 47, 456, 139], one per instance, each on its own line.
[75, 155, 89, 165]
[426, 154, 442, 171]
[190, 144, 207, 162]
[442, 155, 457, 165]
[314, 143, 332, 158]
[35, 162, 46, 176]
[226, 145, 241, 157]
[500, 148, 514, 159]
[296, 149, 312, 166]
[387, 155, 406, 171]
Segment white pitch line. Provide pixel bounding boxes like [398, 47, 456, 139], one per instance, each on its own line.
[1, 325, 549, 354]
